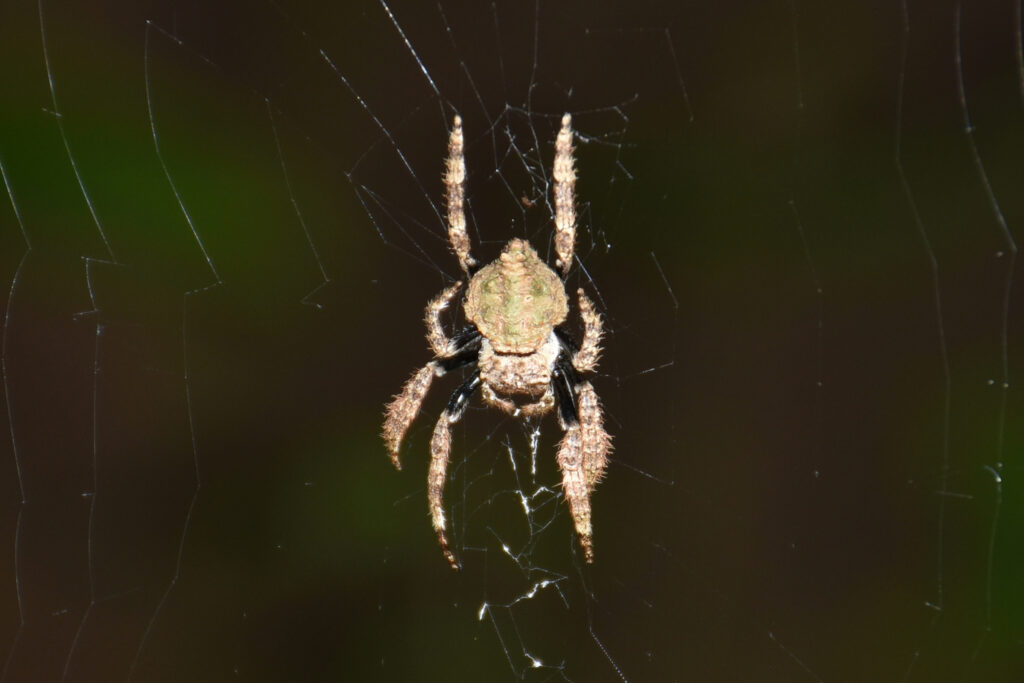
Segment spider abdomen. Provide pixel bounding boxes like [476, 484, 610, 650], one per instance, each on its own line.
[463, 239, 568, 354]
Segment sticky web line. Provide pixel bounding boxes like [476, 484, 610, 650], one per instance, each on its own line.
[953, 1, 1016, 662]
[893, 4, 953, 677]
[0, 158, 29, 683]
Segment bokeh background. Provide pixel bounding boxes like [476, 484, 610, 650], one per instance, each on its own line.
[1, 0, 1022, 681]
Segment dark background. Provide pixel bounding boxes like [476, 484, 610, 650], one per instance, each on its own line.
[1, 0, 1022, 681]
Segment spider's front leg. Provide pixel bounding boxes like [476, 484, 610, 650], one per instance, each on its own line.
[428, 370, 482, 570]
[382, 282, 474, 469]
[553, 113, 576, 275]
[445, 115, 476, 275]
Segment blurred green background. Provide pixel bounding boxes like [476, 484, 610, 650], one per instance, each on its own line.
[0, 0, 1021, 681]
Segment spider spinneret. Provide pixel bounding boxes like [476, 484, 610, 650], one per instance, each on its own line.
[382, 114, 611, 569]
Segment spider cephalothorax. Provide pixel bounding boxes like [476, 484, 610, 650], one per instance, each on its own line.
[383, 114, 611, 569]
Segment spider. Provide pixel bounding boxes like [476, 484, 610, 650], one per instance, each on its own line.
[383, 114, 611, 569]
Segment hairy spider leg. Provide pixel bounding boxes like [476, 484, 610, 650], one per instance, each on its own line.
[382, 281, 480, 469]
[552, 338, 611, 563]
[572, 288, 603, 372]
[381, 345, 479, 470]
[553, 113, 577, 276]
[426, 281, 463, 356]
[445, 115, 475, 275]
[429, 370, 482, 570]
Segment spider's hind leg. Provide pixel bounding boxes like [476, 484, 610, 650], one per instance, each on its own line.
[383, 364, 438, 470]
[429, 369, 482, 570]
[552, 354, 611, 563]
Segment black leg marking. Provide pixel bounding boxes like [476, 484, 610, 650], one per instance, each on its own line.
[445, 369, 481, 420]
[554, 327, 579, 356]
[552, 352, 579, 426]
[438, 329, 481, 373]
[438, 349, 478, 374]
[450, 326, 481, 351]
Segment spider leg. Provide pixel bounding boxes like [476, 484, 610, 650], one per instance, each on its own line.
[573, 381, 611, 500]
[429, 370, 482, 570]
[383, 319, 480, 470]
[552, 356, 611, 563]
[445, 115, 476, 275]
[425, 281, 464, 356]
[383, 364, 436, 470]
[553, 113, 576, 276]
[572, 288, 603, 373]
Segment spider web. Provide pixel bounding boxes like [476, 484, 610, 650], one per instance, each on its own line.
[1, 0, 1022, 681]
